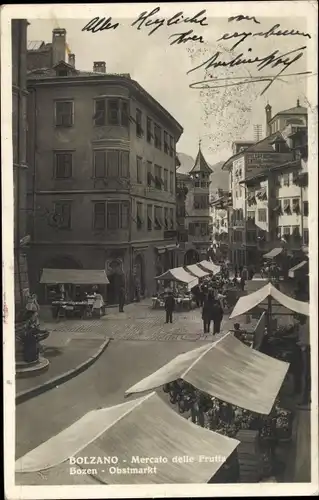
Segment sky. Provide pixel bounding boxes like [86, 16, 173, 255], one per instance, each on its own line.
[27, 11, 313, 164]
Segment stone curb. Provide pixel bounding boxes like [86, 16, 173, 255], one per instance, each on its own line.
[16, 338, 111, 405]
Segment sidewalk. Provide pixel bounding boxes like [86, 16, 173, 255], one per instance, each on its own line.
[16, 327, 110, 403]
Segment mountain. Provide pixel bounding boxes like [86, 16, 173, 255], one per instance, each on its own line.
[177, 153, 229, 191]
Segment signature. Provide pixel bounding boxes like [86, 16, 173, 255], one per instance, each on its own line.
[131, 6, 207, 43]
[187, 46, 311, 95]
[82, 17, 120, 33]
[218, 23, 312, 50]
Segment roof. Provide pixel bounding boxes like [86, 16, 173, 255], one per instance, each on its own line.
[198, 260, 221, 274]
[27, 69, 183, 137]
[189, 146, 213, 174]
[15, 392, 239, 482]
[263, 247, 283, 259]
[155, 267, 197, 284]
[40, 268, 110, 285]
[222, 131, 289, 170]
[27, 40, 45, 51]
[241, 159, 300, 184]
[269, 105, 307, 123]
[229, 282, 309, 318]
[126, 333, 289, 415]
[185, 264, 209, 278]
[288, 260, 308, 278]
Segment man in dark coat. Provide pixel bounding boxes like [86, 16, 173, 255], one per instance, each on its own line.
[118, 285, 126, 313]
[211, 300, 224, 335]
[202, 292, 214, 333]
[164, 291, 175, 324]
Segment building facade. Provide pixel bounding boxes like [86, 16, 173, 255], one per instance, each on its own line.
[209, 189, 229, 261]
[26, 29, 183, 303]
[12, 19, 30, 314]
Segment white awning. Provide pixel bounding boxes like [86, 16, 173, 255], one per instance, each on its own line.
[40, 269, 110, 285]
[15, 392, 239, 483]
[198, 260, 221, 274]
[263, 247, 283, 259]
[126, 334, 288, 415]
[155, 267, 196, 283]
[229, 282, 309, 318]
[186, 264, 209, 278]
[288, 260, 308, 278]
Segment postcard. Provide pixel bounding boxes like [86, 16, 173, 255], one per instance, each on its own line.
[2, 2, 318, 498]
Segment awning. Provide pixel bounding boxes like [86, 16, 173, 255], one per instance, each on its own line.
[40, 269, 110, 285]
[186, 264, 209, 278]
[288, 260, 308, 278]
[15, 392, 239, 483]
[263, 247, 283, 259]
[155, 267, 196, 284]
[229, 282, 309, 318]
[126, 334, 288, 415]
[156, 244, 177, 254]
[198, 260, 221, 274]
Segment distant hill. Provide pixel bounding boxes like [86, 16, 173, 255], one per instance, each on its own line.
[177, 153, 229, 191]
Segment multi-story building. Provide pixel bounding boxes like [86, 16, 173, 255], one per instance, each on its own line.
[26, 28, 183, 303]
[12, 19, 30, 315]
[209, 189, 229, 261]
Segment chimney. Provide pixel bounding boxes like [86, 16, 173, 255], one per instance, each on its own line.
[52, 28, 66, 66]
[68, 53, 75, 67]
[297, 98, 300, 107]
[265, 103, 272, 136]
[93, 61, 106, 73]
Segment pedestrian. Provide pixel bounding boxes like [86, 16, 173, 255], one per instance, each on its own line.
[164, 290, 175, 324]
[211, 299, 224, 335]
[234, 264, 238, 278]
[118, 285, 126, 313]
[240, 275, 246, 291]
[202, 292, 214, 333]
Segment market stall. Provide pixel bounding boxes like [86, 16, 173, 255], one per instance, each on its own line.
[185, 264, 210, 279]
[40, 268, 109, 319]
[152, 267, 198, 310]
[15, 392, 239, 484]
[198, 260, 221, 275]
[263, 248, 283, 260]
[288, 260, 308, 278]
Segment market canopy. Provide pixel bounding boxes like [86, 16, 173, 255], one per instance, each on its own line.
[15, 392, 239, 484]
[198, 260, 221, 274]
[288, 260, 308, 278]
[185, 264, 209, 278]
[40, 268, 110, 285]
[155, 267, 196, 284]
[263, 247, 283, 259]
[125, 333, 289, 415]
[229, 282, 309, 318]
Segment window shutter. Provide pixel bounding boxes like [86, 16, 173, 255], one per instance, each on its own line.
[121, 202, 129, 229]
[107, 203, 119, 230]
[94, 99, 106, 126]
[121, 101, 129, 127]
[61, 203, 71, 228]
[94, 203, 106, 230]
[107, 151, 119, 177]
[94, 151, 106, 178]
[120, 151, 129, 178]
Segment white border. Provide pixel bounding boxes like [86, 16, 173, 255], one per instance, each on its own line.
[2, 2, 318, 498]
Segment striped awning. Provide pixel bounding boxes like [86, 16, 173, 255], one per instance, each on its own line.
[155, 267, 196, 284]
[40, 269, 109, 285]
[186, 264, 209, 278]
[198, 260, 221, 274]
[288, 260, 308, 278]
[156, 244, 177, 254]
[126, 334, 289, 415]
[263, 247, 283, 259]
[15, 392, 239, 483]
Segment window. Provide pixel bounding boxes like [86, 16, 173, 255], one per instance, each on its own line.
[136, 202, 143, 230]
[136, 108, 143, 137]
[147, 205, 152, 231]
[57, 69, 68, 77]
[194, 194, 209, 209]
[55, 101, 73, 127]
[107, 151, 119, 177]
[121, 202, 129, 228]
[169, 135, 174, 157]
[55, 152, 72, 178]
[120, 151, 129, 178]
[146, 117, 152, 143]
[247, 210, 255, 222]
[303, 228, 309, 245]
[169, 208, 174, 229]
[292, 225, 301, 239]
[93, 202, 106, 230]
[292, 197, 300, 214]
[303, 201, 309, 217]
[54, 201, 71, 229]
[108, 99, 120, 125]
[121, 101, 129, 127]
[163, 169, 168, 190]
[258, 209, 267, 222]
[283, 198, 291, 214]
[283, 226, 290, 236]
[164, 132, 169, 154]
[233, 230, 243, 242]
[154, 206, 162, 230]
[154, 165, 162, 190]
[189, 223, 195, 236]
[94, 151, 106, 178]
[136, 156, 143, 183]
[170, 171, 174, 193]
[164, 207, 169, 229]
[147, 161, 153, 187]
[94, 99, 106, 126]
[283, 173, 290, 186]
[154, 124, 162, 149]
[246, 230, 257, 243]
[107, 202, 119, 230]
